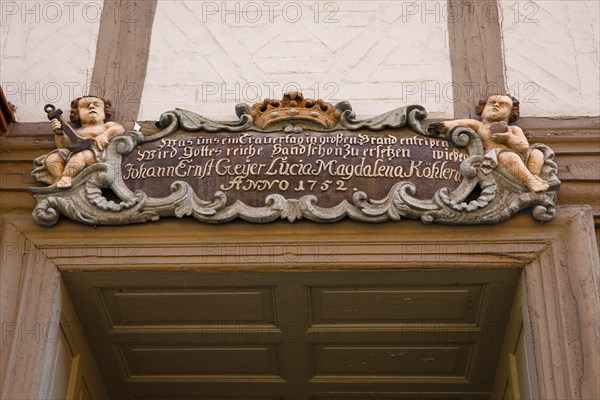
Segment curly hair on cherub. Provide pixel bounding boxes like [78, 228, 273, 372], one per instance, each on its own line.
[69, 95, 112, 123]
[475, 94, 520, 123]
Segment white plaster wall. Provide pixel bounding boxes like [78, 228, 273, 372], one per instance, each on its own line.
[501, 1, 599, 117]
[139, 0, 454, 121]
[0, 1, 103, 122]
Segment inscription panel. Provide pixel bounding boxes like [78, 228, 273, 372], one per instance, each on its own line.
[121, 130, 465, 207]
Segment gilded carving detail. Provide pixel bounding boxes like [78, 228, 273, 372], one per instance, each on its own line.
[250, 92, 341, 132]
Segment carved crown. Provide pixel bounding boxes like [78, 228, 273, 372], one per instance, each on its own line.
[250, 92, 341, 132]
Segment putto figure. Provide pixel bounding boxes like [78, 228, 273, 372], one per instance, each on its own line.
[428, 94, 549, 192]
[32, 96, 125, 188]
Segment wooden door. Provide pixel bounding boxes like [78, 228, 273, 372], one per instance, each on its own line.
[492, 279, 538, 400]
[49, 283, 108, 399]
[64, 268, 520, 399]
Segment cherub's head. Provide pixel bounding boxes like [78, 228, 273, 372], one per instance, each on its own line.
[475, 94, 519, 123]
[70, 96, 112, 125]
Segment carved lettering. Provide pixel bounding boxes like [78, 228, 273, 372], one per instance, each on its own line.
[122, 130, 466, 207]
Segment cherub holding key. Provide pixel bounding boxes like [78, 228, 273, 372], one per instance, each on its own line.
[32, 96, 125, 188]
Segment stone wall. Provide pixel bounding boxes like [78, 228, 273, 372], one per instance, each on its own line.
[1, 0, 598, 121]
[0, 0, 103, 121]
[501, 1, 600, 116]
[139, 0, 454, 120]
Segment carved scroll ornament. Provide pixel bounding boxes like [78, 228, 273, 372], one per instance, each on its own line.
[30, 93, 560, 226]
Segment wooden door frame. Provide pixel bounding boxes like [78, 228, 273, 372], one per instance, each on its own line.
[1, 206, 599, 399]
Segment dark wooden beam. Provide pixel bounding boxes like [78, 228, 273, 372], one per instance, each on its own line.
[0, 86, 16, 134]
[447, 0, 505, 118]
[90, 1, 158, 122]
